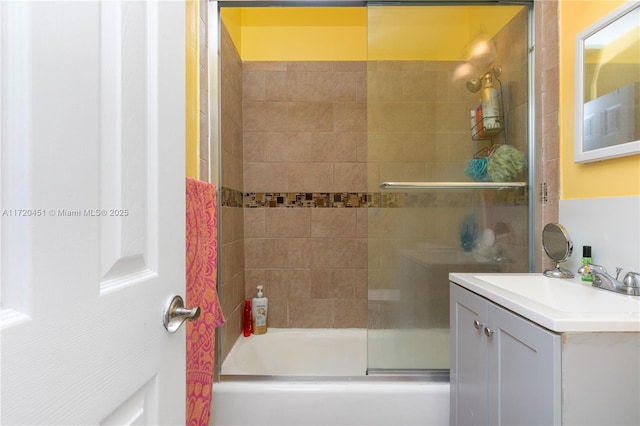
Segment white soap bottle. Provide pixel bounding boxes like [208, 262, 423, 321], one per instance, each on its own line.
[251, 285, 268, 335]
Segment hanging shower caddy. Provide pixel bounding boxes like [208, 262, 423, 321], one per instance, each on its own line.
[468, 67, 504, 141]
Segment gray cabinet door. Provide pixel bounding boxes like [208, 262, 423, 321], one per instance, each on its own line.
[487, 301, 562, 426]
[450, 283, 489, 426]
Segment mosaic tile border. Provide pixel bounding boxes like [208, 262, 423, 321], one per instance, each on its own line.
[244, 192, 368, 208]
[221, 187, 528, 208]
[221, 187, 243, 208]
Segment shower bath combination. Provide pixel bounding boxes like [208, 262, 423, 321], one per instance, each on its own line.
[212, 1, 532, 424]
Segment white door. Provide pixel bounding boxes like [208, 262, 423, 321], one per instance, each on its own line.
[1, 1, 186, 424]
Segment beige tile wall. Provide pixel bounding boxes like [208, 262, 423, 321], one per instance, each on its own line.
[367, 61, 470, 188]
[219, 23, 245, 361]
[243, 61, 367, 192]
[535, 0, 561, 272]
[242, 61, 369, 328]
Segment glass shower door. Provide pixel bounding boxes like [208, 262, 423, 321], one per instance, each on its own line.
[366, 3, 531, 372]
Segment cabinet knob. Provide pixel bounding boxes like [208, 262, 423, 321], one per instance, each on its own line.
[473, 320, 484, 330]
[484, 327, 494, 337]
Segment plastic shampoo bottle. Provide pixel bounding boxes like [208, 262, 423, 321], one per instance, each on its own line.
[252, 285, 268, 335]
[243, 300, 252, 337]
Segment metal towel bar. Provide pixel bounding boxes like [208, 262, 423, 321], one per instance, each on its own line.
[379, 181, 527, 190]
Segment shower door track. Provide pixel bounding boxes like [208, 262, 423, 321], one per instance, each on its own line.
[221, 370, 449, 382]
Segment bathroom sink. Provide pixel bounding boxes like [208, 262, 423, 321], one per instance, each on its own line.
[474, 274, 640, 313]
[449, 273, 640, 332]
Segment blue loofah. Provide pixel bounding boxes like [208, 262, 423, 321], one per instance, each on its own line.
[465, 157, 488, 182]
[460, 214, 478, 252]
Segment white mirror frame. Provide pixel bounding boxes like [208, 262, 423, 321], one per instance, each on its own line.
[574, 1, 640, 163]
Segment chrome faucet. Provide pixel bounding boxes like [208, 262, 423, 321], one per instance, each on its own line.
[578, 263, 640, 296]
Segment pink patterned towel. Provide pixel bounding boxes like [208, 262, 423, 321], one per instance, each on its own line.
[185, 177, 225, 426]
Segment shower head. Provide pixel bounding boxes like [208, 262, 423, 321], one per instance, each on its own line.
[465, 67, 502, 93]
[466, 78, 482, 93]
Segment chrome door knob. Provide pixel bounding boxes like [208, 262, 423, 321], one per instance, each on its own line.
[473, 320, 484, 330]
[484, 327, 494, 338]
[163, 295, 200, 333]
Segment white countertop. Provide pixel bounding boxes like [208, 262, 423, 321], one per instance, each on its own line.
[449, 273, 640, 332]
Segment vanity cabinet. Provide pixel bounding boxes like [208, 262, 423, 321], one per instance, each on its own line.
[450, 283, 561, 426]
[450, 277, 640, 426]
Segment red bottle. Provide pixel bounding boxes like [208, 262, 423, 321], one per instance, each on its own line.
[243, 300, 252, 337]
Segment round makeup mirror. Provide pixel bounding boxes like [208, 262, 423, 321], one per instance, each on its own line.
[542, 223, 574, 278]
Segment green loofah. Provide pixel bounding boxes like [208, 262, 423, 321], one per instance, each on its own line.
[487, 145, 527, 182]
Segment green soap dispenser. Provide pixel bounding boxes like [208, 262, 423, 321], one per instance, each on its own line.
[581, 245, 593, 282]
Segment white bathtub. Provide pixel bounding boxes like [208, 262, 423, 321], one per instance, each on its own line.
[221, 327, 450, 375]
[221, 328, 367, 375]
[212, 328, 450, 426]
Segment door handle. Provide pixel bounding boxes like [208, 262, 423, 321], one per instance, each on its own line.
[163, 295, 200, 333]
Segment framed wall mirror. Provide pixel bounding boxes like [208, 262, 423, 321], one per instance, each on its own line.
[575, 1, 640, 163]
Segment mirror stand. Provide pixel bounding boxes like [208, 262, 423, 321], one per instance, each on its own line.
[542, 223, 574, 279]
[544, 263, 574, 279]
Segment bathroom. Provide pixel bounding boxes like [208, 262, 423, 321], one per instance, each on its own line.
[204, 0, 640, 423]
[188, 2, 638, 422]
[0, 0, 637, 424]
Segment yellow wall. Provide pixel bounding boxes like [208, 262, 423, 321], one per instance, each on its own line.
[560, 0, 640, 199]
[221, 6, 522, 62]
[221, 8, 242, 55]
[224, 8, 367, 61]
[367, 6, 521, 61]
[186, 0, 199, 179]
